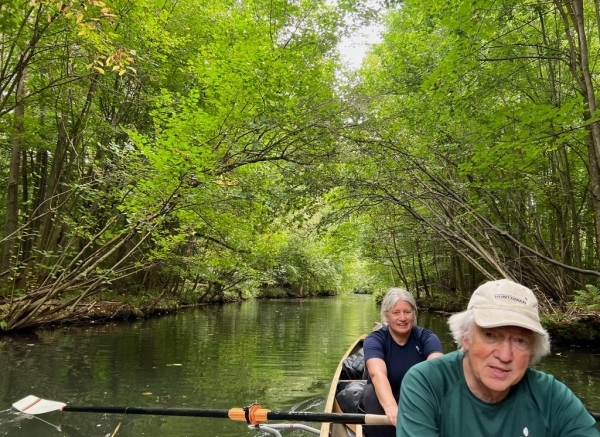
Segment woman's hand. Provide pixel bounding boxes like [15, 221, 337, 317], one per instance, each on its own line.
[384, 403, 398, 426]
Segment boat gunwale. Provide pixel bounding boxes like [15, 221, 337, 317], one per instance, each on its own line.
[319, 334, 367, 437]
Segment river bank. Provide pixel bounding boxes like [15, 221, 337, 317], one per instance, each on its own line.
[3, 292, 600, 347]
[416, 293, 600, 347]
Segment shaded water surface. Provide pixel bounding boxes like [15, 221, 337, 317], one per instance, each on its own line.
[0, 294, 598, 436]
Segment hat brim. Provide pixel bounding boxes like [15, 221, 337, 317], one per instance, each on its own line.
[473, 307, 546, 336]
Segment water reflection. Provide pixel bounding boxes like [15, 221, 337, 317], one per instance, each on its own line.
[0, 294, 598, 436]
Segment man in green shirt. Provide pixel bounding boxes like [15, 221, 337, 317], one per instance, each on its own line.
[397, 279, 599, 437]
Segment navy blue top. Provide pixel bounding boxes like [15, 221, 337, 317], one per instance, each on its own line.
[363, 325, 443, 400]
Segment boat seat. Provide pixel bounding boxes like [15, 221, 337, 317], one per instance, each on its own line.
[337, 380, 367, 391]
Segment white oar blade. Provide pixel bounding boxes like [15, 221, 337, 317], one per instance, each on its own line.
[12, 395, 66, 415]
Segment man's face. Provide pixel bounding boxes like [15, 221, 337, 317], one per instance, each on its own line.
[461, 325, 533, 403]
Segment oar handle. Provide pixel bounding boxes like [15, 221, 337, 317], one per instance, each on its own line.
[365, 414, 391, 425]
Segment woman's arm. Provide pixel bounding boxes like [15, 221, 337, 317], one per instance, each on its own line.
[366, 357, 398, 426]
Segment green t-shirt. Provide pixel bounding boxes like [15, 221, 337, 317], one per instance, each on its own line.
[397, 351, 598, 437]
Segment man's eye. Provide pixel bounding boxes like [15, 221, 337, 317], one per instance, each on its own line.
[512, 337, 530, 350]
[514, 337, 529, 346]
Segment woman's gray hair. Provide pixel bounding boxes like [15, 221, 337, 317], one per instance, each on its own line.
[381, 287, 418, 325]
[448, 309, 551, 365]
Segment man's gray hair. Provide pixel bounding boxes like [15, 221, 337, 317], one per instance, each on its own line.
[448, 309, 551, 365]
[381, 287, 418, 325]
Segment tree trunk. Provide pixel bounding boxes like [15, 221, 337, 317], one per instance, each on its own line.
[557, 0, 600, 264]
[1, 67, 27, 283]
[415, 238, 430, 297]
[411, 254, 420, 299]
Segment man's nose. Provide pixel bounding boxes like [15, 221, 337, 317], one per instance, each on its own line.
[495, 338, 514, 362]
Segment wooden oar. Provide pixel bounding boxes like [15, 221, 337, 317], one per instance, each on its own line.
[12, 395, 391, 425]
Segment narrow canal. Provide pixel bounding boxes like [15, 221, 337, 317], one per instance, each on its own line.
[1, 294, 598, 436]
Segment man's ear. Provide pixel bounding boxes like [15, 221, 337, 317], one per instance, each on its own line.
[461, 335, 469, 351]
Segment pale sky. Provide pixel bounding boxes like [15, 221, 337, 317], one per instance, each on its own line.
[338, 26, 383, 70]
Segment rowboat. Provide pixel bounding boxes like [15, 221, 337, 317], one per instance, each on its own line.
[320, 334, 368, 437]
[318, 333, 600, 437]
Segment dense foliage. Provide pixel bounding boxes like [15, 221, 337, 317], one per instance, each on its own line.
[2, 0, 600, 331]
[340, 0, 600, 302]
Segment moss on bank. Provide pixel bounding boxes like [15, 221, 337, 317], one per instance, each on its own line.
[541, 311, 600, 346]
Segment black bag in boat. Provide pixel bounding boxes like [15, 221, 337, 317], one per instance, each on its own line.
[336, 381, 366, 414]
[341, 348, 366, 380]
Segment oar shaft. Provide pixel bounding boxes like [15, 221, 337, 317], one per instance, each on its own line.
[64, 406, 230, 418]
[266, 411, 389, 425]
[62, 405, 389, 425]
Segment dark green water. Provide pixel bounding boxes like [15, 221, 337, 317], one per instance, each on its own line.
[0, 294, 598, 436]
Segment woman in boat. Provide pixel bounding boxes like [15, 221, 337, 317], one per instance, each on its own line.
[363, 287, 444, 437]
